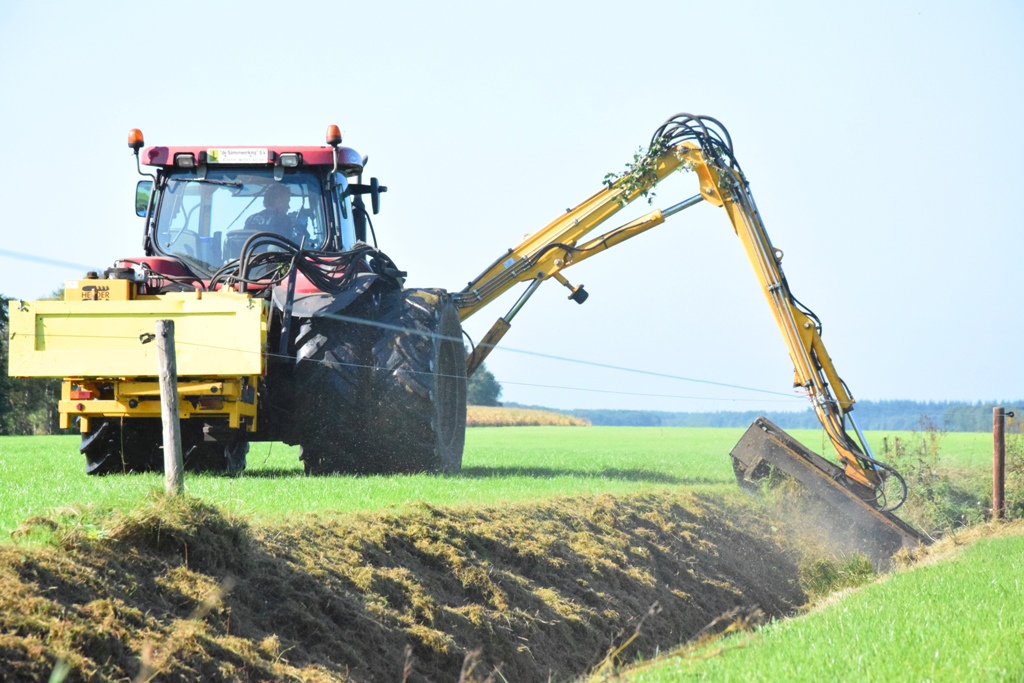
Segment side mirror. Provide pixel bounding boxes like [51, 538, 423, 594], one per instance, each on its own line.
[135, 180, 153, 217]
[370, 177, 387, 215]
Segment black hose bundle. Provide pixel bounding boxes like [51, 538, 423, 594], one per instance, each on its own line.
[207, 232, 403, 294]
[649, 113, 742, 175]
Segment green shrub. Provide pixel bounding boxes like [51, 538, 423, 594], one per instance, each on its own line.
[1005, 417, 1024, 519]
[881, 417, 988, 535]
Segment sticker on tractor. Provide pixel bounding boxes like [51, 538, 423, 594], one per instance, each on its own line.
[79, 285, 112, 300]
[207, 148, 270, 164]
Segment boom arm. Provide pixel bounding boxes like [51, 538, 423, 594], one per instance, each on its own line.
[456, 114, 896, 501]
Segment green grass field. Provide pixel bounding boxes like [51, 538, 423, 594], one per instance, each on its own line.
[0, 427, 742, 538]
[620, 530, 1024, 682]
[0, 425, 1018, 682]
[0, 426, 998, 540]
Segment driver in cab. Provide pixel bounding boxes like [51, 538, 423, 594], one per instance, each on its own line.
[245, 183, 305, 243]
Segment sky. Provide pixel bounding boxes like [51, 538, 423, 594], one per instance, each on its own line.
[1, 0, 1022, 414]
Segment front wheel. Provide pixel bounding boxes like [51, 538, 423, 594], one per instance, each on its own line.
[367, 289, 467, 473]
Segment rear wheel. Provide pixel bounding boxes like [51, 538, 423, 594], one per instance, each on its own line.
[367, 289, 467, 473]
[80, 418, 163, 475]
[289, 304, 376, 475]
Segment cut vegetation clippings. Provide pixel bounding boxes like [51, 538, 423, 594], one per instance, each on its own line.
[1, 491, 804, 682]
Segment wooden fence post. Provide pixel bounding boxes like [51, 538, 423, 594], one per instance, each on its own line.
[993, 406, 1005, 520]
[157, 320, 183, 495]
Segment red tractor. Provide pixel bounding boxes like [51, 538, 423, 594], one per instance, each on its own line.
[9, 126, 466, 476]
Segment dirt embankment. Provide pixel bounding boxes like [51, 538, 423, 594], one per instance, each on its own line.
[1, 492, 804, 682]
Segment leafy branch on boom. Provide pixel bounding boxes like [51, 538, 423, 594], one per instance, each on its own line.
[602, 138, 692, 207]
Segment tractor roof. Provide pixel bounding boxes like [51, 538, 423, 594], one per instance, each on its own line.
[140, 145, 364, 176]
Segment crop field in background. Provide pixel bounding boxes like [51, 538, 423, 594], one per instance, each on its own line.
[466, 404, 591, 426]
[0, 426, 997, 539]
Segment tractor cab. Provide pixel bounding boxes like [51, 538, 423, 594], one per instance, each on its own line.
[148, 167, 347, 272]
[131, 128, 385, 277]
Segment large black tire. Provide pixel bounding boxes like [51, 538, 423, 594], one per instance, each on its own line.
[289, 303, 377, 475]
[81, 418, 248, 476]
[182, 440, 249, 474]
[179, 421, 248, 474]
[80, 418, 163, 475]
[367, 289, 467, 473]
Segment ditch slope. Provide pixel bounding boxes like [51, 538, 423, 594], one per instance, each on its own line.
[1, 491, 804, 682]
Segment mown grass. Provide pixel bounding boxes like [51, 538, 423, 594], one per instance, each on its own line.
[0, 427, 748, 539]
[0, 427, 1001, 541]
[618, 525, 1024, 682]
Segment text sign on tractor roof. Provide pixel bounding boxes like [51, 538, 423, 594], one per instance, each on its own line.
[207, 148, 269, 164]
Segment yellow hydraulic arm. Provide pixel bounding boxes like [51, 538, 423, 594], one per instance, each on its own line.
[456, 113, 889, 497]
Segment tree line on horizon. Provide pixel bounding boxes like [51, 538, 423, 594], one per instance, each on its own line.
[563, 399, 1023, 432]
[0, 296, 62, 435]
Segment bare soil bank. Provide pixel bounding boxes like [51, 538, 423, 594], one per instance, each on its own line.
[1, 491, 804, 682]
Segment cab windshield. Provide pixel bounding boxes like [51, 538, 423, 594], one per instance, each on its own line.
[152, 168, 328, 272]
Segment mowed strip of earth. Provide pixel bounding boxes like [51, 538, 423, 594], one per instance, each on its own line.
[0, 488, 804, 682]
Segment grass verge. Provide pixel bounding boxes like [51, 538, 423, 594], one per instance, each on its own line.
[611, 522, 1024, 682]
